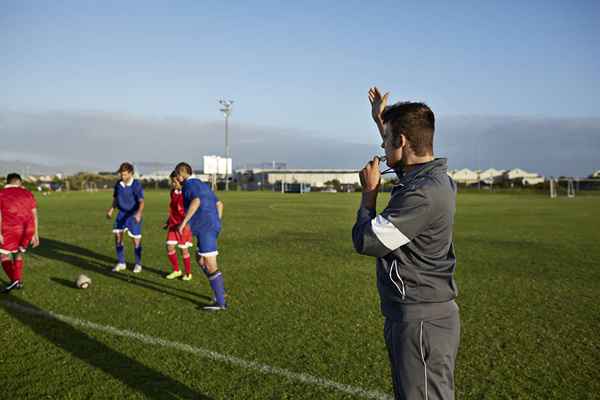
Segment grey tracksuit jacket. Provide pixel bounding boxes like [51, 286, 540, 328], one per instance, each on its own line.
[352, 158, 458, 321]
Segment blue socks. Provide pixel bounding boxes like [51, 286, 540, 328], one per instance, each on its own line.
[134, 246, 142, 265]
[116, 244, 125, 264]
[207, 270, 226, 306]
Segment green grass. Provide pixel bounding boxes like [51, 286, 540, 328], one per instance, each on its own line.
[1, 191, 599, 399]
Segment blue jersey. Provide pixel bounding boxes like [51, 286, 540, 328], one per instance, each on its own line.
[113, 179, 144, 213]
[182, 177, 221, 233]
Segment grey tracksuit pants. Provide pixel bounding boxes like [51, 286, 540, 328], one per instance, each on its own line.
[384, 308, 460, 400]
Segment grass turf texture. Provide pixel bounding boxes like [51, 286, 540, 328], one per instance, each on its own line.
[1, 191, 599, 399]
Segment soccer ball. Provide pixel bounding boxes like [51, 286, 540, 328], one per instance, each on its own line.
[76, 274, 91, 289]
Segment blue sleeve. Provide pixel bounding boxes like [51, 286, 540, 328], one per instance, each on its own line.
[187, 181, 202, 200]
[134, 181, 144, 201]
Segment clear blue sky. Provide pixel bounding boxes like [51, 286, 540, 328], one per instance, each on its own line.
[2, 0, 599, 142]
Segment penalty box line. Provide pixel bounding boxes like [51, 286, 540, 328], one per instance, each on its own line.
[2, 300, 392, 400]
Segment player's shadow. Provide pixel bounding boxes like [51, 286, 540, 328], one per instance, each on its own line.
[32, 237, 212, 305]
[50, 277, 77, 289]
[0, 297, 213, 399]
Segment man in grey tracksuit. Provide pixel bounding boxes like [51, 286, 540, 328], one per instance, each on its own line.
[353, 88, 460, 400]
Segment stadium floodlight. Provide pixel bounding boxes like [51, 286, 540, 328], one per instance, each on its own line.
[219, 99, 234, 191]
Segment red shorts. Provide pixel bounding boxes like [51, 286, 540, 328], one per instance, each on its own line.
[1, 223, 35, 255]
[166, 226, 193, 249]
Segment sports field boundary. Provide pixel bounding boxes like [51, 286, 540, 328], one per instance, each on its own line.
[2, 300, 392, 400]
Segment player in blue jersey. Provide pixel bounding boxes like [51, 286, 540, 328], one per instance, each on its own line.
[175, 162, 226, 310]
[106, 162, 145, 273]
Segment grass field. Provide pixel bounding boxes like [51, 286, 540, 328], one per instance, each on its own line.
[1, 190, 599, 399]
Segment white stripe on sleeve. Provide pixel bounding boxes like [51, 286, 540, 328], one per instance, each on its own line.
[370, 215, 410, 250]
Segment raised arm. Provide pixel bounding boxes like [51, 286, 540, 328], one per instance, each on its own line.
[368, 86, 389, 140]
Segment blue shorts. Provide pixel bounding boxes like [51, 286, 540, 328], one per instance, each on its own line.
[113, 211, 142, 239]
[195, 229, 219, 256]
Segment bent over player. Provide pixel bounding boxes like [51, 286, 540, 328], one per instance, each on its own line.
[106, 162, 144, 273]
[0, 173, 40, 292]
[175, 162, 226, 311]
[352, 88, 460, 400]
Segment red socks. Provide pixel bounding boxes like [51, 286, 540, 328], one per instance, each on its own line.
[2, 259, 14, 281]
[2, 258, 23, 282]
[13, 259, 23, 281]
[167, 251, 179, 272]
[183, 255, 191, 275]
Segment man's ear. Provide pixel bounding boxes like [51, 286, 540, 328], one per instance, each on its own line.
[398, 134, 406, 149]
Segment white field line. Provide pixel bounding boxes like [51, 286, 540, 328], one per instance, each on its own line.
[2, 301, 392, 400]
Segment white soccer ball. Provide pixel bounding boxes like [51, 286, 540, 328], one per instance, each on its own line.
[76, 274, 92, 289]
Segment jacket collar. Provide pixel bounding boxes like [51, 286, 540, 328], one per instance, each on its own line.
[395, 158, 448, 185]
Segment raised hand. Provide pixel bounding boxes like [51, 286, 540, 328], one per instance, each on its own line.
[368, 86, 389, 124]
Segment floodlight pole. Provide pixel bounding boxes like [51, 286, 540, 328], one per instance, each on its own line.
[219, 99, 234, 191]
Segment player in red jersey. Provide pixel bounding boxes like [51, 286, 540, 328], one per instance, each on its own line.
[164, 171, 193, 280]
[0, 173, 40, 293]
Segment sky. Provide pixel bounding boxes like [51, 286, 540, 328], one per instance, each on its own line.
[1, 0, 599, 149]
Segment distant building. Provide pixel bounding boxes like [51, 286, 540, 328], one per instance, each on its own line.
[503, 168, 544, 186]
[479, 168, 505, 184]
[449, 167, 544, 186]
[449, 168, 479, 185]
[590, 170, 600, 179]
[238, 168, 359, 188]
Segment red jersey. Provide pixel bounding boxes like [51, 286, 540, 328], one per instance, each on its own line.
[0, 185, 36, 227]
[167, 189, 185, 227]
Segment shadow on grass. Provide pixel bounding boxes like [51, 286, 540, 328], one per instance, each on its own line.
[1, 297, 213, 399]
[51, 277, 77, 289]
[32, 237, 212, 305]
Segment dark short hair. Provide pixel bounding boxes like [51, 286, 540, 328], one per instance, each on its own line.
[175, 162, 192, 176]
[169, 170, 178, 179]
[381, 102, 435, 156]
[6, 173, 22, 184]
[117, 162, 134, 173]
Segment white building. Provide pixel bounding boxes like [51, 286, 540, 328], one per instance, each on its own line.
[449, 168, 479, 185]
[591, 170, 600, 178]
[504, 168, 540, 181]
[243, 169, 360, 188]
[503, 168, 544, 185]
[479, 168, 505, 184]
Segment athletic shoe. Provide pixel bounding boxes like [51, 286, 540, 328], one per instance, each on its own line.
[2, 280, 23, 293]
[112, 263, 126, 272]
[166, 270, 183, 280]
[133, 264, 143, 274]
[181, 274, 192, 281]
[201, 302, 227, 311]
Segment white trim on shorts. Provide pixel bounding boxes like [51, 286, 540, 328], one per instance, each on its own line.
[113, 228, 142, 239]
[165, 240, 193, 249]
[197, 250, 218, 257]
[0, 247, 27, 255]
